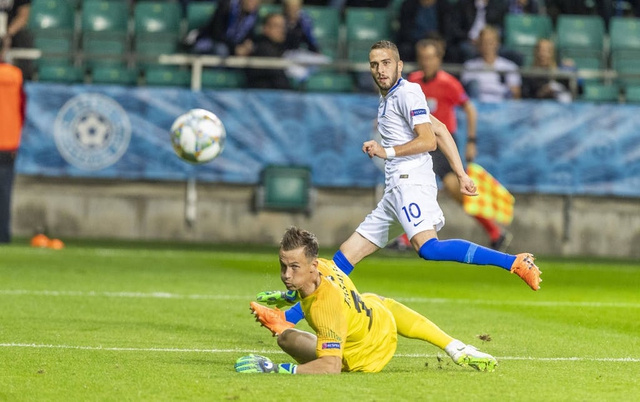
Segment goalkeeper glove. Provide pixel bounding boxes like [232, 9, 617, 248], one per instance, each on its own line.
[234, 354, 297, 374]
[256, 290, 299, 308]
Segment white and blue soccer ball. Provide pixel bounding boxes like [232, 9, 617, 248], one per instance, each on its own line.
[170, 108, 226, 164]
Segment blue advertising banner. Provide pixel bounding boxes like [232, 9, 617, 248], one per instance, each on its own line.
[18, 83, 640, 197]
[19, 83, 382, 187]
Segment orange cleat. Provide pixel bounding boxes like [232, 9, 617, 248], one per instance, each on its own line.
[510, 253, 542, 291]
[249, 301, 294, 337]
[48, 238, 65, 250]
[30, 234, 50, 248]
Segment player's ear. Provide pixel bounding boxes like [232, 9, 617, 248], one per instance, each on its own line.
[398, 60, 404, 74]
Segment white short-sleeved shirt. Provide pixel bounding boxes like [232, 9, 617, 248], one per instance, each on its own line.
[377, 78, 435, 190]
[460, 57, 521, 103]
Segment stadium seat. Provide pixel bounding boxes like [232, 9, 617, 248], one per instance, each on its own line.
[38, 65, 84, 83]
[556, 15, 605, 63]
[29, 0, 76, 66]
[304, 6, 341, 60]
[91, 66, 138, 85]
[81, 0, 129, 69]
[254, 165, 314, 214]
[305, 71, 354, 92]
[609, 17, 640, 56]
[134, 2, 182, 67]
[625, 85, 640, 103]
[186, 2, 217, 31]
[29, 0, 75, 31]
[144, 65, 191, 87]
[612, 55, 640, 87]
[201, 69, 246, 89]
[581, 83, 619, 103]
[345, 8, 391, 62]
[504, 14, 553, 67]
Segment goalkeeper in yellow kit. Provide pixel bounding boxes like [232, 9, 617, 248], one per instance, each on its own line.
[234, 227, 497, 374]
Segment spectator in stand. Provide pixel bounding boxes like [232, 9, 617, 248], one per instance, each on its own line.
[282, 0, 320, 53]
[245, 13, 292, 89]
[0, 0, 32, 80]
[343, 0, 390, 7]
[522, 38, 573, 103]
[508, 0, 542, 14]
[0, 38, 26, 244]
[396, 0, 454, 62]
[449, 0, 509, 63]
[460, 25, 521, 102]
[193, 0, 260, 56]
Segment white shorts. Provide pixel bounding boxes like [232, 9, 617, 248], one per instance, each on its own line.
[356, 184, 445, 248]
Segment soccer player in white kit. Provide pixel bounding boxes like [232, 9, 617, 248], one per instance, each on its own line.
[251, 40, 542, 337]
[338, 40, 540, 290]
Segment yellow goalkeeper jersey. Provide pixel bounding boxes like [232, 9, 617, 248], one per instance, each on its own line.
[300, 258, 398, 372]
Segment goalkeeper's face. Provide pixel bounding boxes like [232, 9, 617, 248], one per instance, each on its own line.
[279, 247, 319, 296]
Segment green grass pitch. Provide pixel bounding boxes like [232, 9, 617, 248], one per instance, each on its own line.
[0, 240, 639, 401]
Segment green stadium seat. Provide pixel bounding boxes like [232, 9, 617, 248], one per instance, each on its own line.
[29, 0, 75, 31]
[345, 8, 391, 62]
[82, 0, 129, 68]
[92, 66, 138, 85]
[33, 36, 74, 67]
[81, 0, 130, 68]
[201, 69, 246, 89]
[305, 71, 354, 92]
[304, 6, 341, 59]
[38, 65, 84, 83]
[504, 14, 553, 66]
[187, 2, 217, 31]
[581, 83, 619, 103]
[144, 65, 191, 87]
[254, 165, 314, 214]
[612, 54, 640, 86]
[625, 86, 640, 103]
[29, 0, 76, 66]
[556, 15, 605, 62]
[609, 17, 640, 55]
[134, 2, 181, 67]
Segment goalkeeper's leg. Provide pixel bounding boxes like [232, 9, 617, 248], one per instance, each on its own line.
[381, 295, 453, 349]
[380, 295, 497, 372]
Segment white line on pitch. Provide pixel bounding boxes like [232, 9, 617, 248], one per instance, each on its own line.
[0, 289, 638, 308]
[1, 343, 638, 362]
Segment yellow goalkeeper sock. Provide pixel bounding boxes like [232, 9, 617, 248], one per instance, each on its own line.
[384, 297, 453, 350]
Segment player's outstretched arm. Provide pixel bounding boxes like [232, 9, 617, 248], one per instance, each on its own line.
[430, 115, 478, 196]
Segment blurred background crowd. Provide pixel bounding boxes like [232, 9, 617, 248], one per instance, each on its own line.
[2, 0, 640, 102]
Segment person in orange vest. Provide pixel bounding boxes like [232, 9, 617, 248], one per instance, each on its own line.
[0, 37, 26, 243]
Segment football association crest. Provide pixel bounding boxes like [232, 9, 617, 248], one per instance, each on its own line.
[53, 93, 131, 171]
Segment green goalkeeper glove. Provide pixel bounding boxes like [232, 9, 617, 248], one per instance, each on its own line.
[234, 354, 297, 374]
[256, 290, 299, 308]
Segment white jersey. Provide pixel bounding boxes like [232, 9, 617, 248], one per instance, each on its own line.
[460, 57, 521, 103]
[377, 78, 435, 190]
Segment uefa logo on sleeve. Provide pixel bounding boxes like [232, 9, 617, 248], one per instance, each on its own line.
[53, 93, 131, 171]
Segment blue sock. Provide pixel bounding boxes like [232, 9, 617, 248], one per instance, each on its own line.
[284, 303, 305, 324]
[418, 238, 516, 270]
[333, 250, 354, 275]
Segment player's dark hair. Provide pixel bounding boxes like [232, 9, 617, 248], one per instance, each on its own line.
[280, 226, 319, 260]
[370, 40, 400, 61]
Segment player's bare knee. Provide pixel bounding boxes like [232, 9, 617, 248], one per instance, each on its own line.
[277, 328, 295, 348]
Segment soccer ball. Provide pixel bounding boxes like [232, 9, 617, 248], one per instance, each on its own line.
[170, 108, 226, 164]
